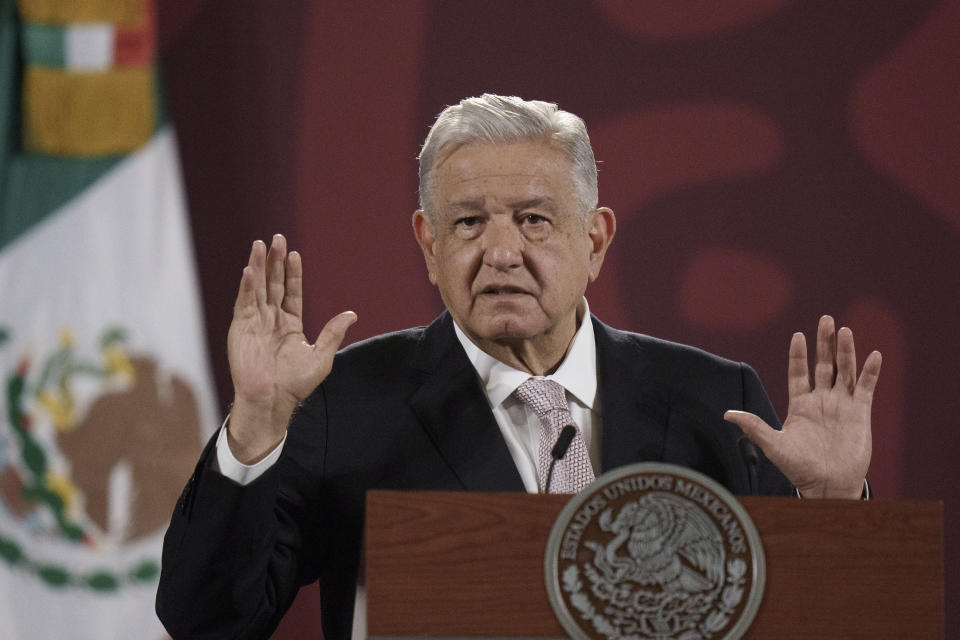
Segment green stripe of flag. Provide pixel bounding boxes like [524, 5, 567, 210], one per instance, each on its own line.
[1, 154, 122, 248]
[22, 22, 66, 68]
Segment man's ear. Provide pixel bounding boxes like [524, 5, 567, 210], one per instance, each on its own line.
[586, 207, 616, 282]
[412, 210, 438, 285]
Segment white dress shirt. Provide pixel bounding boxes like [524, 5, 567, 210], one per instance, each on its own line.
[452, 299, 602, 491]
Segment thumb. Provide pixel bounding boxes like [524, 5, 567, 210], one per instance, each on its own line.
[724, 410, 778, 458]
[314, 310, 358, 354]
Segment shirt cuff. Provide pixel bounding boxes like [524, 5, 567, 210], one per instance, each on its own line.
[213, 416, 287, 486]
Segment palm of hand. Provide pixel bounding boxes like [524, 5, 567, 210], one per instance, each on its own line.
[725, 316, 881, 499]
[229, 306, 329, 412]
[776, 383, 872, 497]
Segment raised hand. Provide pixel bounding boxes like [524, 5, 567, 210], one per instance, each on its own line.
[227, 235, 357, 463]
[725, 316, 882, 499]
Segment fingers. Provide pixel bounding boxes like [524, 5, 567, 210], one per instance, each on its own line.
[265, 234, 287, 308]
[787, 332, 810, 399]
[314, 311, 359, 355]
[807, 317, 881, 400]
[813, 315, 837, 390]
[281, 250, 304, 319]
[835, 326, 857, 394]
[855, 349, 882, 402]
[235, 240, 267, 315]
[724, 410, 779, 458]
[237, 235, 300, 317]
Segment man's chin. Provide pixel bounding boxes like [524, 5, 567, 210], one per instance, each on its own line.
[467, 316, 545, 343]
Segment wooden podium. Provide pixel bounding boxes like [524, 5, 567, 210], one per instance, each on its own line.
[365, 491, 943, 639]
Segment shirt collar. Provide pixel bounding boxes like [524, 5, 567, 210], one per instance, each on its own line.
[453, 298, 598, 411]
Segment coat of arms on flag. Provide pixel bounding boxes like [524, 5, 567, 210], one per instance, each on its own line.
[0, 1, 218, 637]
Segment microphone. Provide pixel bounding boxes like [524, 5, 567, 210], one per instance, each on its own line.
[544, 425, 576, 493]
[738, 435, 761, 496]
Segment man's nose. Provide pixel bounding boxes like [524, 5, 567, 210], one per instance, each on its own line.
[482, 219, 523, 270]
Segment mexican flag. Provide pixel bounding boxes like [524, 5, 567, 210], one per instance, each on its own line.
[0, 1, 218, 638]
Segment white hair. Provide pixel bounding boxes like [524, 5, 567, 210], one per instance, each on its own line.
[417, 94, 598, 222]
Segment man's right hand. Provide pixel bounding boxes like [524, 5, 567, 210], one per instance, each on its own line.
[226, 234, 357, 463]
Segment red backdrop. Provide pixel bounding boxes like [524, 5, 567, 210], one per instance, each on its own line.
[159, 2, 959, 637]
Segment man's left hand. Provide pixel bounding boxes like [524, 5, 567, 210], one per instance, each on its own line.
[725, 315, 882, 499]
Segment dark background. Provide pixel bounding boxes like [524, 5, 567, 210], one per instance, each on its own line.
[157, 1, 959, 637]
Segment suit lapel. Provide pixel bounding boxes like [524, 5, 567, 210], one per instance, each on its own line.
[409, 313, 526, 492]
[594, 317, 671, 472]
[407, 313, 673, 487]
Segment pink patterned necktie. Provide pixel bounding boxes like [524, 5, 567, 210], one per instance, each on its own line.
[514, 378, 595, 494]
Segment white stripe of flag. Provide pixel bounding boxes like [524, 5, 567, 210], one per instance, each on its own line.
[64, 23, 114, 71]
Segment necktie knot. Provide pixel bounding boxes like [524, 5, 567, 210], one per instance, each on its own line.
[514, 378, 570, 428]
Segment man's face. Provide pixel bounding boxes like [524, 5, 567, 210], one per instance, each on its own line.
[413, 140, 614, 363]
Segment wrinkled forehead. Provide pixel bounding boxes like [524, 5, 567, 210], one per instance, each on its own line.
[431, 141, 578, 204]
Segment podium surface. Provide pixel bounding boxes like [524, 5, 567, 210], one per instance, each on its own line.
[366, 491, 943, 639]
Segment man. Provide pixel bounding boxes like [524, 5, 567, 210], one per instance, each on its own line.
[157, 95, 880, 639]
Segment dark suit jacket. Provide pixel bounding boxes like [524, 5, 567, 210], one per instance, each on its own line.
[156, 312, 793, 639]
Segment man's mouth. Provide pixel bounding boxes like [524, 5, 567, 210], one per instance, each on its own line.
[480, 286, 528, 296]
[480, 285, 530, 297]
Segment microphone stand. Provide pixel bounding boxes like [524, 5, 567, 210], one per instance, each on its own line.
[738, 435, 761, 496]
[544, 425, 576, 493]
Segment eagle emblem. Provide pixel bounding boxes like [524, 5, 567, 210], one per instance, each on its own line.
[545, 464, 764, 640]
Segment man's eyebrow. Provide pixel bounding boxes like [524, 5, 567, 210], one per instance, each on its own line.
[447, 197, 556, 213]
[509, 197, 555, 211]
[449, 199, 486, 212]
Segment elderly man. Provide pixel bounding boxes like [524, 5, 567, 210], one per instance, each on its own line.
[157, 95, 880, 639]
